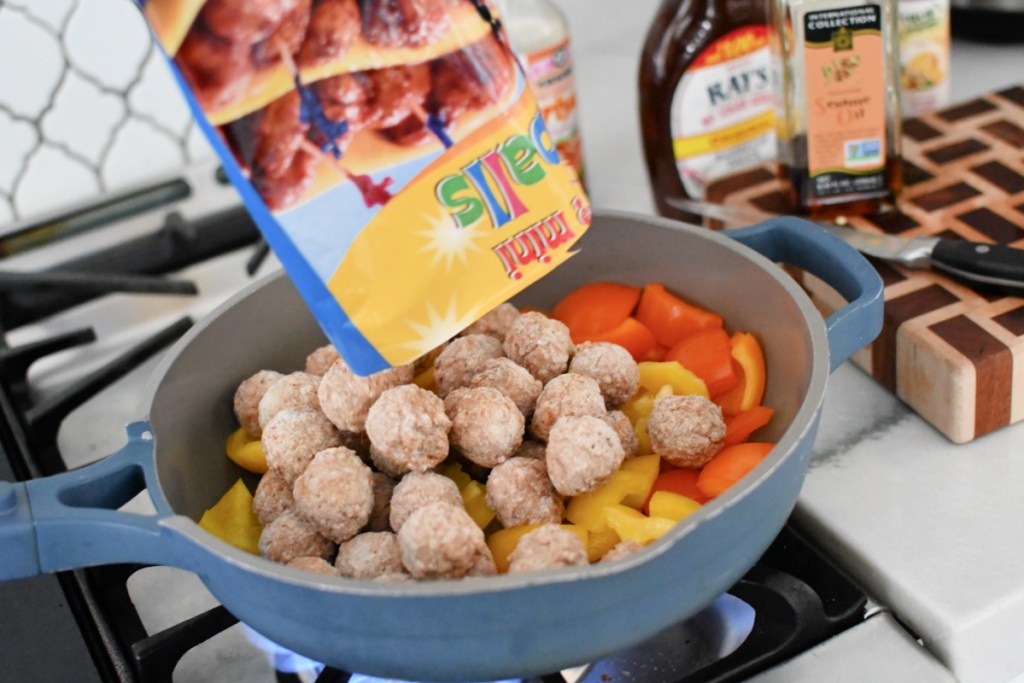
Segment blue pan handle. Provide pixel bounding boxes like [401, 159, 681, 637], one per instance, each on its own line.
[0, 421, 191, 581]
[727, 217, 884, 372]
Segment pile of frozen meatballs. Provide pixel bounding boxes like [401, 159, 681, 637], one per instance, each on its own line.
[233, 304, 727, 580]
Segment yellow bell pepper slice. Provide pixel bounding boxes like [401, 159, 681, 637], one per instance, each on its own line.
[602, 504, 676, 545]
[634, 415, 653, 456]
[637, 361, 709, 399]
[436, 460, 473, 490]
[413, 366, 439, 394]
[618, 454, 661, 508]
[487, 524, 589, 573]
[647, 491, 702, 522]
[565, 468, 651, 532]
[225, 427, 268, 474]
[198, 479, 262, 554]
[621, 393, 654, 426]
[587, 526, 622, 562]
[462, 480, 496, 530]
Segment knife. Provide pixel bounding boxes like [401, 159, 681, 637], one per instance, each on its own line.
[667, 197, 1024, 294]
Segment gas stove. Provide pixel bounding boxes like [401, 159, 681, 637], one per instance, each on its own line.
[0, 161, 902, 683]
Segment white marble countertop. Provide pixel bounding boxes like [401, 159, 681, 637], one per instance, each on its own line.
[552, 1, 1024, 681]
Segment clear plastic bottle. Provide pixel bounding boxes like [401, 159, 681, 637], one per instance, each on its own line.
[496, 0, 586, 181]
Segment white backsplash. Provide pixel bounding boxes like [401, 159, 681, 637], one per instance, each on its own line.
[0, 0, 215, 229]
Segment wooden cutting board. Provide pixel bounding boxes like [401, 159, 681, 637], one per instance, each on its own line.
[705, 85, 1024, 444]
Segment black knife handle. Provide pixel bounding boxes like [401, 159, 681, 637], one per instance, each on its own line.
[930, 240, 1024, 293]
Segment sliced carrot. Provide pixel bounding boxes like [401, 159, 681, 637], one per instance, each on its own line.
[643, 468, 710, 513]
[723, 406, 774, 447]
[663, 328, 738, 397]
[697, 442, 774, 497]
[713, 332, 766, 416]
[552, 282, 642, 340]
[635, 283, 723, 348]
[578, 316, 657, 361]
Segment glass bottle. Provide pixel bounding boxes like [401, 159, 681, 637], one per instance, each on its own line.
[639, 0, 777, 223]
[769, 0, 903, 217]
[497, 0, 586, 181]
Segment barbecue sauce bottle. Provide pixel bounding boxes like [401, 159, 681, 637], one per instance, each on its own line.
[639, 0, 776, 222]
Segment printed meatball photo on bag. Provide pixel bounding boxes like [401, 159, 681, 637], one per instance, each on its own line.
[136, 0, 591, 375]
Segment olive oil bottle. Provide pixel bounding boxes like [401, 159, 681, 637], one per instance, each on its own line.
[769, 0, 903, 217]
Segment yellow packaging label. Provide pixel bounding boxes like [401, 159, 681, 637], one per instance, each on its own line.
[330, 91, 590, 366]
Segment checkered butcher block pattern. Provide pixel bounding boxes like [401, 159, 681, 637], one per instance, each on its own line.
[705, 85, 1024, 444]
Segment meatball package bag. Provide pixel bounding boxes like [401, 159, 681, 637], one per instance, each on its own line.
[136, 0, 591, 375]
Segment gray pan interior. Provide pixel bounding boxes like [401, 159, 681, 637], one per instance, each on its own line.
[144, 210, 829, 681]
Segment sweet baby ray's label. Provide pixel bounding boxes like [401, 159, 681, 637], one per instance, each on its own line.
[136, 0, 589, 375]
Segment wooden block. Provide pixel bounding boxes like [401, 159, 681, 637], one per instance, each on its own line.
[706, 86, 1024, 443]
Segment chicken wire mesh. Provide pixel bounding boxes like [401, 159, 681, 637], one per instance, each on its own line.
[0, 0, 216, 231]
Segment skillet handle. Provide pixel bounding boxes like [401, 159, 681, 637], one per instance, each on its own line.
[0, 421, 189, 581]
[727, 217, 884, 373]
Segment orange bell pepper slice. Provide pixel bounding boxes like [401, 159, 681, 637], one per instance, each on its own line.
[635, 283, 723, 348]
[723, 405, 774, 447]
[663, 328, 739, 397]
[697, 442, 774, 497]
[552, 282, 642, 340]
[576, 316, 657, 361]
[643, 468, 710, 513]
[714, 332, 767, 416]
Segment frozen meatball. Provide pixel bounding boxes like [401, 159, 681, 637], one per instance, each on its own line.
[389, 471, 463, 532]
[339, 429, 372, 458]
[257, 372, 321, 431]
[647, 395, 726, 468]
[293, 447, 374, 543]
[467, 548, 498, 577]
[600, 540, 645, 564]
[252, 470, 293, 526]
[413, 341, 448, 375]
[433, 334, 504, 397]
[507, 524, 588, 574]
[486, 457, 563, 527]
[259, 510, 334, 564]
[365, 385, 451, 476]
[461, 303, 520, 341]
[603, 410, 640, 459]
[468, 357, 543, 418]
[546, 415, 626, 496]
[318, 359, 413, 432]
[514, 440, 547, 460]
[304, 344, 340, 376]
[444, 387, 524, 468]
[529, 373, 605, 442]
[366, 472, 398, 532]
[287, 556, 339, 575]
[503, 312, 575, 384]
[262, 409, 342, 485]
[335, 531, 405, 579]
[234, 370, 283, 438]
[569, 342, 639, 409]
[398, 502, 488, 580]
